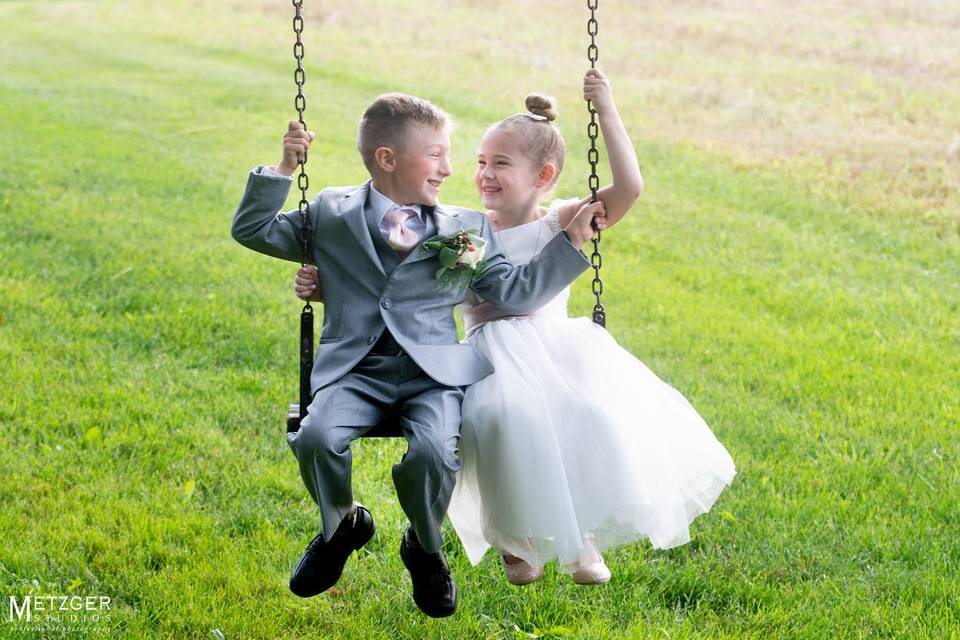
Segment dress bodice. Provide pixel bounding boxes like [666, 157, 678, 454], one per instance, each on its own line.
[461, 200, 576, 335]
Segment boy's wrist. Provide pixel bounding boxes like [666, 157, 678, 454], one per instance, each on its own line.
[274, 163, 296, 176]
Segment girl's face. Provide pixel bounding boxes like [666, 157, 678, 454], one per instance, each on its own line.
[474, 128, 542, 212]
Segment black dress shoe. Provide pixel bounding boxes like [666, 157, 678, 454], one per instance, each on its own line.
[399, 527, 457, 618]
[289, 505, 375, 598]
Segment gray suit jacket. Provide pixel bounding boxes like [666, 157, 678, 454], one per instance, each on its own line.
[231, 169, 590, 389]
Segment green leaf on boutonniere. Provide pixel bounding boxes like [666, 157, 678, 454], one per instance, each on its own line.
[439, 246, 459, 268]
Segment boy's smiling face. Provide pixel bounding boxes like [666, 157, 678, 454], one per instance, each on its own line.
[390, 124, 452, 206]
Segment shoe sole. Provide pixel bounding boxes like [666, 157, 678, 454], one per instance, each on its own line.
[572, 573, 611, 585]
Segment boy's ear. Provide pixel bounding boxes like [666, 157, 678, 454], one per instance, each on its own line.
[535, 162, 557, 188]
[374, 146, 397, 173]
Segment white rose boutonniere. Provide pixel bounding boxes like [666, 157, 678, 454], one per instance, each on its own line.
[460, 242, 486, 269]
[420, 228, 489, 291]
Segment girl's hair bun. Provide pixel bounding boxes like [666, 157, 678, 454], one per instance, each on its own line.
[525, 94, 558, 122]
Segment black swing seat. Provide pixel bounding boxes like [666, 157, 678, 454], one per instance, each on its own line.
[287, 403, 403, 437]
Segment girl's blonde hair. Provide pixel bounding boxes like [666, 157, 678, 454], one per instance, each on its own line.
[491, 94, 566, 185]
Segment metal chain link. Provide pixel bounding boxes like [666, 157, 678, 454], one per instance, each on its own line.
[586, 0, 605, 327]
[292, 0, 314, 271]
[292, 0, 314, 422]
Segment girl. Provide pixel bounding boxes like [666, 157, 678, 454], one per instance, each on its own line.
[296, 69, 735, 585]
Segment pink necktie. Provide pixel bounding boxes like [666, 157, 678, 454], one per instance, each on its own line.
[383, 206, 420, 253]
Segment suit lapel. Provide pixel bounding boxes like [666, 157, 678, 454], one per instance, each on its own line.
[400, 204, 463, 266]
[338, 181, 387, 277]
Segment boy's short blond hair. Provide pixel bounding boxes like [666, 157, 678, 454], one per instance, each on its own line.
[357, 93, 451, 172]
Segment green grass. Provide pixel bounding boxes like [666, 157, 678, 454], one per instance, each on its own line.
[1, 1, 958, 638]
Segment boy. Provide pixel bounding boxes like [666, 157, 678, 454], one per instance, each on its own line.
[231, 93, 600, 617]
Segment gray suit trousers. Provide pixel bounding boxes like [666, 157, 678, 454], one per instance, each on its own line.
[286, 351, 463, 554]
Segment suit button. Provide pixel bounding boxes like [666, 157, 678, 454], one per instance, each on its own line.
[367, 336, 377, 345]
[380, 297, 392, 310]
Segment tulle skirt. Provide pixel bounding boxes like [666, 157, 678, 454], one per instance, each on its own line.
[447, 315, 736, 571]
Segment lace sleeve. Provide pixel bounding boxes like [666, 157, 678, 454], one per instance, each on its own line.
[544, 198, 581, 236]
[543, 208, 562, 235]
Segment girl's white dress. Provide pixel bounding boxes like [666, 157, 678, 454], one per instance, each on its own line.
[448, 201, 736, 572]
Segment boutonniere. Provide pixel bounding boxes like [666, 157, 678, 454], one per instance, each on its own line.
[420, 228, 489, 290]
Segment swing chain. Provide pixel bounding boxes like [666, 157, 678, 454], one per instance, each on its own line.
[586, 0, 605, 327]
[292, 0, 314, 270]
[292, 0, 314, 424]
